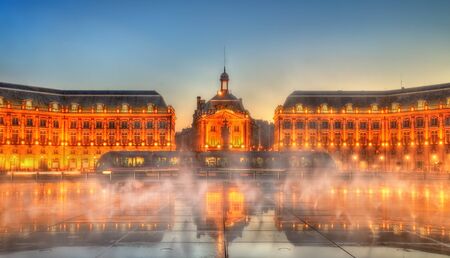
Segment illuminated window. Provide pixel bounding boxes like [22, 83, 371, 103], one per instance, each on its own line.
[52, 132, 59, 145]
[210, 126, 216, 132]
[431, 131, 438, 145]
[233, 125, 240, 132]
[391, 102, 400, 112]
[321, 121, 329, 129]
[82, 132, 90, 145]
[359, 121, 367, 130]
[40, 119, 47, 127]
[96, 132, 103, 145]
[390, 133, 398, 146]
[24, 99, 33, 110]
[70, 120, 77, 129]
[345, 103, 353, 113]
[69, 132, 77, 145]
[25, 129, 32, 144]
[120, 121, 128, 129]
[321, 133, 329, 145]
[0, 117, 3, 125]
[372, 121, 380, 130]
[159, 133, 166, 145]
[146, 133, 154, 145]
[133, 121, 141, 129]
[121, 132, 128, 145]
[359, 132, 367, 145]
[0, 97, 4, 107]
[308, 121, 317, 129]
[309, 133, 316, 146]
[39, 130, 47, 144]
[50, 102, 59, 112]
[295, 103, 303, 112]
[447, 97, 450, 107]
[346, 133, 354, 145]
[296, 133, 303, 145]
[146, 120, 153, 129]
[0, 129, 3, 143]
[370, 103, 379, 112]
[53, 120, 59, 128]
[159, 120, 168, 129]
[283, 133, 291, 146]
[446, 116, 450, 126]
[134, 131, 141, 144]
[320, 103, 328, 113]
[83, 121, 90, 129]
[334, 132, 341, 145]
[147, 103, 155, 112]
[70, 103, 79, 112]
[121, 103, 129, 113]
[417, 99, 426, 110]
[96, 103, 104, 113]
[12, 130, 19, 144]
[402, 132, 410, 145]
[372, 133, 380, 146]
[416, 131, 424, 145]
[108, 133, 115, 145]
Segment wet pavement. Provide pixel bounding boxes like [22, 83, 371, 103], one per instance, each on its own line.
[1, 175, 450, 258]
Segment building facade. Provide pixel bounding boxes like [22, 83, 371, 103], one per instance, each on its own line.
[274, 83, 450, 173]
[193, 69, 253, 152]
[0, 82, 176, 172]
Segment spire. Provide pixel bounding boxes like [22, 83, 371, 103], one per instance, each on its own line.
[220, 47, 229, 93]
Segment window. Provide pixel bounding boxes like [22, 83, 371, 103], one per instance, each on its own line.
[108, 121, 116, 129]
[52, 132, 59, 145]
[372, 121, 380, 130]
[146, 133, 154, 145]
[120, 121, 128, 129]
[0, 97, 4, 107]
[147, 104, 155, 113]
[370, 103, 379, 112]
[359, 122, 367, 130]
[12, 117, 19, 126]
[96, 132, 103, 145]
[121, 132, 128, 145]
[95, 121, 103, 129]
[69, 132, 77, 145]
[108, 132, 115, 145]
[446, 116, 450, 126]
[96, 103, 104, 113]
[39, 130, 47, 144]
[391, 102, 400, 112]
[390, 133, 398, 146]
[50, 102, 59, 112]
[26, 118, 33, 127]
[146, 120, 153, 129]
[25, 99, 33, 110]
[430, 117, 439, 127]
[431, 131, 438, 145]
[40, 119, 47, 127]
[308, 133, 316, 146]
[83, 121, 90, 129]
[417, 100, 426, 110]
[359, 133, 367, 145]
[121, 103, 129, 113]
[346, 121, 354, 130]
[134, 131, 141, 144]
[133, 121, 141, 129]
[334, 121, 342, 130]
[346, 133, 354, 145]
[295, 121, 304, 129]
[402, 132, 410, 145]
[82, 132, 90, 145]
[70, 120, 77, 129]
[53, 120, 59, 128]
[321, 133, 329, 145]
[295, 103, 303, 112]
[159, 120, 168, 129]
[25, 129, 33, 144]
[321, 121, 329, 129]
[308, 121, 317, 129]
[372, 133, 380, 146]
[415, 117, 424, 128]
[233, 125, 240, 132]
[334, 133, 341, 146]
[446, 130, 450, 144]
[210, 126, 216, 132]
[159, 133, 167, 145]
[390, 120, 397, 129]
[283, 133, 291, 146]
[320, 103, 328, 113]
[0, 117, 4, 125]
[70, 103, 79, 112]
[295, 133, 303, 145]
[0, 129, 3, 143]
[282, 120, 292, 129]
[402, 119, 410, 129]
[345, 103, 353, 113]
[416, 131, 424, 145]
[12, 129, 19, 144]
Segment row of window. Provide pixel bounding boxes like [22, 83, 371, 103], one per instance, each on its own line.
[282, 117, 446, 130]
[282, 130, 447, 146]
[0, 129, 168, 146]
[293, 99, 449, 113]
[0, 117, 169, 129]
[0, 98, 158, 114]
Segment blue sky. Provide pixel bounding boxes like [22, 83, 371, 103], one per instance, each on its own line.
[1, 0, 450, 128]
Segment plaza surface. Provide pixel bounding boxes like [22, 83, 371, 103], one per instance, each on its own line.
[0, 175, 450, 258]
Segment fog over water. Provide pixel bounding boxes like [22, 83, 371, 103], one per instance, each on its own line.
[1, 172, 450, 258]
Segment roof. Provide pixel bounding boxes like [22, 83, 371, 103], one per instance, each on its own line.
[283, 82, 450, 109]
[0, 82, 168, 109]
[203, 92, 247, 113]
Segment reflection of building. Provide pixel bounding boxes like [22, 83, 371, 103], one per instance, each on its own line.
[193, 68, 253, 152]
[0, 82, 175, 172]
[274, 83, 450, 172]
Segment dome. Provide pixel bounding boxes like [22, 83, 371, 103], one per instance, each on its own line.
[220, 67, 229, 81]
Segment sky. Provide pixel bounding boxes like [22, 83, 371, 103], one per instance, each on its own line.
[1, 0, 450, 129]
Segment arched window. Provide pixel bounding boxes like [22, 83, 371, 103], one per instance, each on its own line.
[295, 103, 303, 112]
[417, 99, 427, 110]
[121, 103, 129, 113]
[147, 103, 155, 113]
[24, 99, 33, 110]
[0, 97, 3, 107]
[446, 97, 450, 107]
[345, 103, 353, 113]
[96, 103, 104, 113]
[50, 102, 59, 112]
[370, 103, 379, 112]
[391, 102, 400, 112]
[320, 103, 328, 113]
[70, 103, 79, 112]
